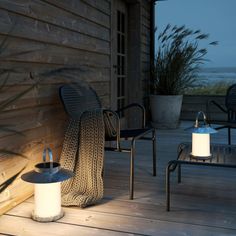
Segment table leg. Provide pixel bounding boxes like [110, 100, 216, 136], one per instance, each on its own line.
[166, 161, 178, 211]
[166, 163, 171, 211]
[178, 164, 181, 183]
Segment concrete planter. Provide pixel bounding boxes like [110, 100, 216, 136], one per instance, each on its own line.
[150, 95, 183, 129]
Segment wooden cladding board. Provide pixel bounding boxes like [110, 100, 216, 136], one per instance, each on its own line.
[141, 0, 151, 101]
[0, 86, 64, 212]
[0, 0, 112, 215]
[0, 0, 152, 215]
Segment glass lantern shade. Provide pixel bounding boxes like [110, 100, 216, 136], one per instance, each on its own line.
[192, 133, 211, 157]
[186, 111, 217, 159]
[21, 148, 74, 222]
[33, 182, 62, 221]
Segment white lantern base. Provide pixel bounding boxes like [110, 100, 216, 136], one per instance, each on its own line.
[190, 153, 212, 161]
[32, 210, 64, 222]
[33, 182, 63, 222]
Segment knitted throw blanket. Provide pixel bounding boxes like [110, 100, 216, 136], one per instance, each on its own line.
[59, 109, 104, 208]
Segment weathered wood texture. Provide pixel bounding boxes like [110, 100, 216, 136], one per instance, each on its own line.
[181, 95, 227, 121]
[1, 121, 236, 235]
[141, 0, 151, 103]
[0, 0, 112, 215]
[0, 0, 152, 215]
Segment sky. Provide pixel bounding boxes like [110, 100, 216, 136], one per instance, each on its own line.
[155, 0, 236, 68]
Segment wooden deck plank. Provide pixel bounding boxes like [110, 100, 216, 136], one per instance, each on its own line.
[5, 202, 236, 236]
[1, 121, 236, 235]
[0, 215, 128, 236]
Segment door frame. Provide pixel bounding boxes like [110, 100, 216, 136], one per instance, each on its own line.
[111, 0, 142, 127]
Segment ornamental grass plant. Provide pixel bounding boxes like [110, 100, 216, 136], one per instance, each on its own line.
[153, 24, 218, 95]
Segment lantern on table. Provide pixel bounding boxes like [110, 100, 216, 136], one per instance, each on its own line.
[186, 111, 217, 160]
[21, 148, 74, 222]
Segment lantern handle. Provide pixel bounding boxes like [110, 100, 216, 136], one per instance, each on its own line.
[42, 148, 53, 170]
[195, 111, 208, 127]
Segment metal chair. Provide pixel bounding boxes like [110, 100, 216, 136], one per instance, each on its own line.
[59, 83, 157, 200]
[207, 84, 236, 145]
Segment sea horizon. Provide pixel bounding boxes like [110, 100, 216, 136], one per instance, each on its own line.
[201, 66, 236, 72]
[198, 66, 236, 85]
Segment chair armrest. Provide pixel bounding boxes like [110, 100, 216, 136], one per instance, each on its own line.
[116, 103, 146, 128]
[103, 109, 121, 151]
[207, 100, 227, 123]
[208, 100, 227, 113]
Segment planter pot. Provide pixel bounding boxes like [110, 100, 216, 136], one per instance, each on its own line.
[150, 94, 183, 129]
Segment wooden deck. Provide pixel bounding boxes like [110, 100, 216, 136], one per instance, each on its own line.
[1, 121, 236, 236]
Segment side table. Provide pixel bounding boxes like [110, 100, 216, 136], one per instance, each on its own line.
[166, 142, 236, 211]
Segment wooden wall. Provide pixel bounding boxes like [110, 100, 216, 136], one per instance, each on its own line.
[141, 0, 151, 105]
[0, 0, 112, 214]
[0, 0, 152, 214]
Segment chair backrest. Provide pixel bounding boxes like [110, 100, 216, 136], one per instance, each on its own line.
[225, 84, 236, 122]
[60, 83, 117, 138]
[60, 83, 101, 120]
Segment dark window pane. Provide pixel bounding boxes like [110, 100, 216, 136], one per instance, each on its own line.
[117, 77, 120, 97]
[121, 35, 125, 54]
[117, 34, 121, 53]
[116, 11, 126, 116]
[117, 11, 120, 31]
[121, 56, 125, 75]
[121, 13, 125, 33]
[121, 98, 125, 117]
[117, 99, 124, 117]
[122, 98, 125, 108]
[118, 99, 121, 110]
[121, 77, 125, 96]
[117, 55, 121, 75]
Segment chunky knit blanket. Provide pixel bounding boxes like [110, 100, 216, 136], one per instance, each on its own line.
[59, 109, 104, 208]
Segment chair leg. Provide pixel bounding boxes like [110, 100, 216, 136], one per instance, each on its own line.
[130, 139, 135, 200]
[228, 127, 231, 145]
[152, 129, 157, 176]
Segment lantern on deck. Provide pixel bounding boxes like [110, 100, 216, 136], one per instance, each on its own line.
[21, 148, 74, 222]
[186, 111, 217, 159]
